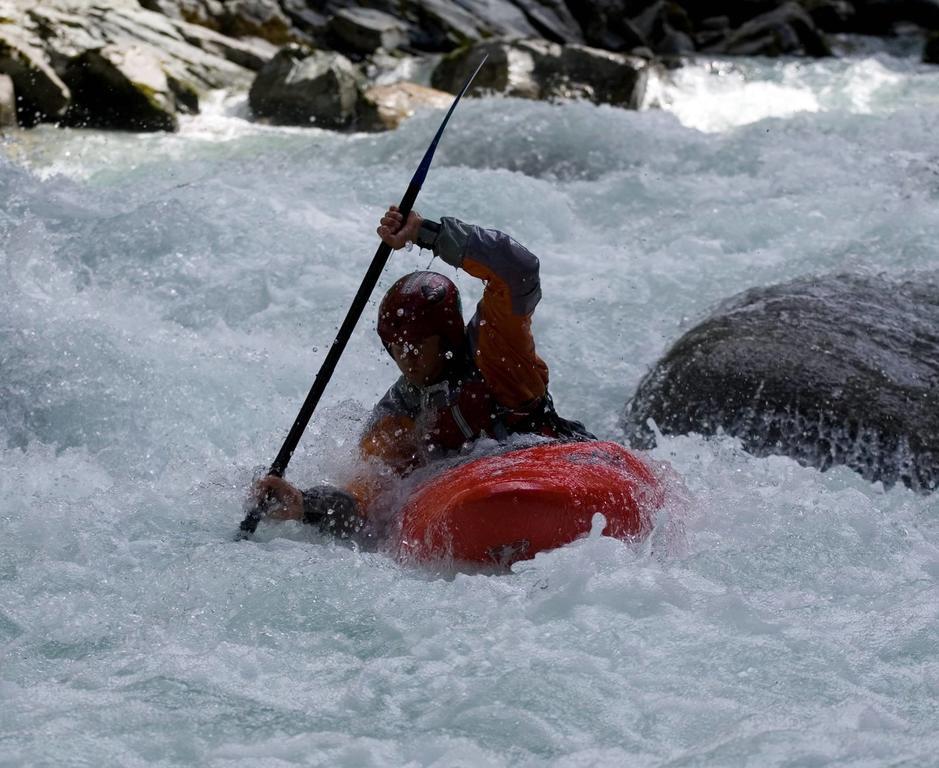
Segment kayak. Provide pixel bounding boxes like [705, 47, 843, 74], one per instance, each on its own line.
[397, 441, 664, 566]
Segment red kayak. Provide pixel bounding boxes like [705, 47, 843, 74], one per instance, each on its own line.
[396, 441, 664, 566]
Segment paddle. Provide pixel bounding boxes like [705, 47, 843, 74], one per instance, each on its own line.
[238, 55, 488, 538]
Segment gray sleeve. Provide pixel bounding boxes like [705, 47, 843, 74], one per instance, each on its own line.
[429, 217, 542, 316]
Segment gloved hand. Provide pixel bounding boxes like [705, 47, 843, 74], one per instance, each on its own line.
[301, 486, 362, 538]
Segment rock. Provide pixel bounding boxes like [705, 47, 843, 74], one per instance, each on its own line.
[249, 45, 362, 128]
[676, 1, 784, 27]
[0, 27, 70, 126]
[694, 15, 731, 48]
[509, 0, 585, 44]
[632, 1, 696, 56]
[63, 44, 183, 131]
[358, 80, 452, 130]
[431, 37, 649, 109]
[705, 1, 832, 57]
[168, 0, 293, 44]
[623, 273, 939, 493]
[328, 7, 410, 55]
[0, 73, 16, 127]
[213, 0, 293, 44]
[555, 44, 650, 107]
[137, 0, 184, 20]
[926, 32, 939, 62]
[171, 17, 278, 71]
[279, 0, 329, 41]
[801, 0, 856, 32]
[0, 0, 275, 129]
[564, 0, 650, 51]
[432, 38, 549, 98]
[407, 0, 540, 51]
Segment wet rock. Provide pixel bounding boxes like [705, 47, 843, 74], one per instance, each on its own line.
[432, 38, 548, 98]
[623, 273, 939, 493]
[357, 80, 452, 130]
[555, 44, 651, 107]
[431, 38, 649, 108]
[0, 73, 16, 127]
[407, 0, 540, 51]
[63, 44, 184, 131]
[171, 17, 277, 71]
[249, 45, 362, 127]
[926, 32, 939, 62]
[142, 0, 285, 40]
[212, 0, 293, 44]
[510, 0, 584, 44]
[564, 0, 649, 52]
[705, 1, 832, 56]
[0, 0, 275, 129]
[328, 8, 410, 55]
[632, 1, 696, 57]
[0, 28, 70, 126]
[694, 15, 732, 48]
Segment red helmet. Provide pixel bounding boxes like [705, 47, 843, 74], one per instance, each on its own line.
[377, 271, 464, 354]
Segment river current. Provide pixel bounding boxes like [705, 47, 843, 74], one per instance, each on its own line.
[2, 46, 939, 766]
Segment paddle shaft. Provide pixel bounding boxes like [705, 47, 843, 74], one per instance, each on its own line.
[239, 56, 487, 537]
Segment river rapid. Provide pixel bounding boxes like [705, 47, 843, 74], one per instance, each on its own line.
[2, 46, 939, 766]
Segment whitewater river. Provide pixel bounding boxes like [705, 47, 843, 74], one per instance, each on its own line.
[2, 45, 939, 766]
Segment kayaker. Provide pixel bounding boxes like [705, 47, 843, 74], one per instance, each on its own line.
[254, 206, 593, 536]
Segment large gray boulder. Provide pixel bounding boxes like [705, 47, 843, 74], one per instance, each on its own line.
[432, 38, 649, 109]
[249, 45, 362, 127]
[623, 273, 939, 493]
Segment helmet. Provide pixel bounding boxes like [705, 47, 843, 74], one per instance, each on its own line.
[377, 271, 464, 354]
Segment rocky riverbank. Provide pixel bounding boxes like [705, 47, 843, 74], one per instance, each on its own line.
[1, 0, 938, 132]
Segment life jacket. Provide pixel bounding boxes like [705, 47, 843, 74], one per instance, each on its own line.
[415, 356, 593, 460]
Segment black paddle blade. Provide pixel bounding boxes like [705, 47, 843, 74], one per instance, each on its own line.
[236, 492, 275, 540]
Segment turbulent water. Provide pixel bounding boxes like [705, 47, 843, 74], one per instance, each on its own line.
[2, 46, 939, 766]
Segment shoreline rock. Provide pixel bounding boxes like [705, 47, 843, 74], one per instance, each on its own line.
[431, 38, 651, 109]
[1, 0, 937, 133]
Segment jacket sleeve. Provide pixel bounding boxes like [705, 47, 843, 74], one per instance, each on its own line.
[426, 216, 549, 411]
